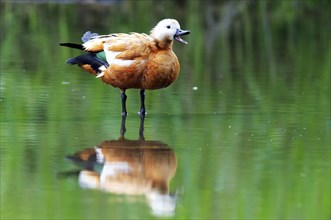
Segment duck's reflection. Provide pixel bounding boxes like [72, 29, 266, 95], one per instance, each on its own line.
[66, 116, 177, 216]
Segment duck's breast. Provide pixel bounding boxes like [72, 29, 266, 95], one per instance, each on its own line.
[143, 50, 180, 90]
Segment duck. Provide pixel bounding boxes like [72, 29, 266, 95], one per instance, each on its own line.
[60, 18, 190, 118]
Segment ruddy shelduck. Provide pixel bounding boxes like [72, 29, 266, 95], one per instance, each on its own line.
[60, 18, 190, 118]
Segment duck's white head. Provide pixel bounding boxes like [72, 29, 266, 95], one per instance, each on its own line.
[150, 19, 190, 45]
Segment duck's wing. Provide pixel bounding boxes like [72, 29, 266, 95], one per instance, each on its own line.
[82, 34, 118, 52]
[105, 33, 153, 66]
[83, 33, 153, 66]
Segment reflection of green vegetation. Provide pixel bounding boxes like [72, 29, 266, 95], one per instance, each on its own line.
[1, 1, 330, 219]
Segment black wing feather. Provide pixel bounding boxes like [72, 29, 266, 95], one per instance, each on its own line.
[66, 53, 108, 73]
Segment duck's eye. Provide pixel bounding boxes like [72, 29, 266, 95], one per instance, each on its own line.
[166, 25, 171, 29]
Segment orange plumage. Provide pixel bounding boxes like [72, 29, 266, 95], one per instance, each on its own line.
[60, 19, 190, 117]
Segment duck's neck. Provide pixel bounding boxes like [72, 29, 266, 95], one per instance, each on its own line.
[154, 39, 173, 50]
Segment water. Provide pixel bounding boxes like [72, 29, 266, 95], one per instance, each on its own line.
[1, 1, 330, 219]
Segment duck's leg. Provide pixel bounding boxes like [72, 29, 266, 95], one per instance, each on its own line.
[139, 89, 146, 118]
[139, 114, 145, 140]
[121, 89, 127, 116]
[120, 113, 127, 138]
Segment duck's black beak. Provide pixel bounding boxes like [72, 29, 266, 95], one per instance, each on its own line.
[174, 29, 190, 44]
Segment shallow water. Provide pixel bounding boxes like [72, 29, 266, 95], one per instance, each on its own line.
[1, 1, 330, 219]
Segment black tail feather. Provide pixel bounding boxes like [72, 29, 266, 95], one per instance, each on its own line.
[59, 43, 84, 50]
